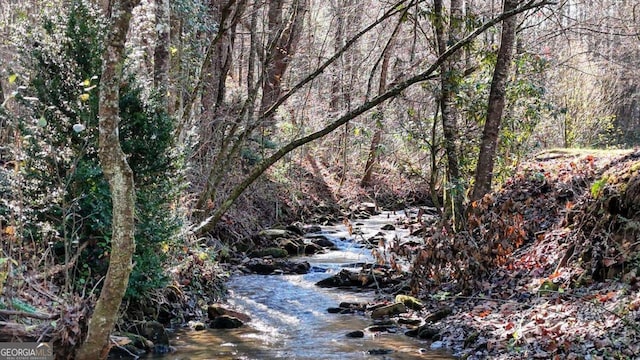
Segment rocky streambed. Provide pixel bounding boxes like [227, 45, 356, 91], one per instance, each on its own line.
[158, 207, 454, 359]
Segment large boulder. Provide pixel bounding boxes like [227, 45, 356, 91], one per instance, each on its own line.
[207, 304, 251, 323]
[315, 267, 404, 289]
[305, 234, 338, 250]
[405, 324, 440, 339]
[209, 315, 244, 329]
[243, 258, 310, 275]
[277, 238, 306, 256]
[315, 269, 365, 288]
[277, 237, 324, 256]
[302, 241, 324, 255]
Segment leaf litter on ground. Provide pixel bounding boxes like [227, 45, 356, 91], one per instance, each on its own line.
[407, 149, 640, 359]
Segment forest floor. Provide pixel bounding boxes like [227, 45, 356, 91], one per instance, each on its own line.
[403, 148, 640, 359]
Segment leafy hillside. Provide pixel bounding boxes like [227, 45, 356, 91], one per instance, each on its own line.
[411, 149, 640, 359]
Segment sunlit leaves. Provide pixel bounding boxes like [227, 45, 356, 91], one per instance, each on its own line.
[590, 177, 608, 198]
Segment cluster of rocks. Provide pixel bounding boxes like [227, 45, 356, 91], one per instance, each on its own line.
[328, 295, 454, 352]
[315, 266, 405, 290]
[235, 226, 340, 275]
[108, 304, 254, 358]
[186, 303, 252, 331]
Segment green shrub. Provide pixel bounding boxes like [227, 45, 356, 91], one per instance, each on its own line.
[5, 0, 182, 301]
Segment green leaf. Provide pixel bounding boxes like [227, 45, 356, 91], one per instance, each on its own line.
[8, 74, 18, 84]
[591, 177, 608, 198]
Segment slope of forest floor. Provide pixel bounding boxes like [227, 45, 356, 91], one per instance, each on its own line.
[412, 148, 640, 359]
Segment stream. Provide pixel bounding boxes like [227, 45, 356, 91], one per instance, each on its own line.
[162, 209, 454, 359]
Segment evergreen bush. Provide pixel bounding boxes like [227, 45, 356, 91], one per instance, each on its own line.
[5, 1, 182, 301]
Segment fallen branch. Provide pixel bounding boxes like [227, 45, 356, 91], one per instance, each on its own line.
[0, 309, 59, 320]
[0, 321, 33, 340]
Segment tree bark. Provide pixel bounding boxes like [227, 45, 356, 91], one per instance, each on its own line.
[202, 0, 246, 113]
[360, 127, 382, 187]
[75, 0, 139, 358]
[361, 30, 396, 188]
[434, 0, 464, 225]
[154, 0, 170, 110]
[261, 0, 309, 125]
[329, 0, 345, 111]
[471, 0, 519, 201]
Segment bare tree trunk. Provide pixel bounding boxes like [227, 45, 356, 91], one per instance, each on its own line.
[247, 0, 259, 96]
[360, 127, 382, 187]
[202, 0, 246, 113]
[154, 0, 170, 109]
[471, 0, 519, 201]
[329, 0, 345, 111]
[361, 31, 395, 187]
[434, 0, 463, 225]
[261, 0, 309, 125]
[360, 3, 408, 188]
[75, 0, 139, 358]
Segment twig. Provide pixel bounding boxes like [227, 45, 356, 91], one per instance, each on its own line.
[110, 336, 140, 359]
[26, 242, 88, 282]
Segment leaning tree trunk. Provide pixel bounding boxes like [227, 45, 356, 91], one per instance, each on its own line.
[471, 0, 519, 201]
[75, 0, 139, 358]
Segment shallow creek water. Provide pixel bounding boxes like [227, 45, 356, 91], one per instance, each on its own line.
[161, 209, 454, 359]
